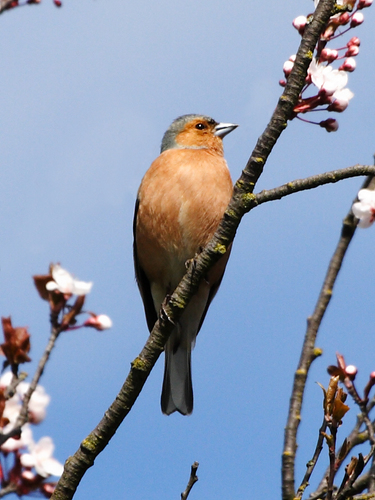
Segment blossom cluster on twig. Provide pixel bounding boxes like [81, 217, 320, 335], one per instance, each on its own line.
[0, 372, 62, 498]
[281, 0, 373, 132]
[33, 264, 112, 332]
[0, 264, 112, 497]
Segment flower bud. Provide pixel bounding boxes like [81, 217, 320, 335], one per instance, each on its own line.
[320, 48, 339, 63]
[350, 12, 364, 27]
[283, 60, 294, 77]
[339, 57, 356, 72]
[345, 365, 358, 380]
[84, 314, 113, 331]
[292, 15, 307, 35]
[348, 36, 361, 47]
[338, 12, 350, 25]
[358, 0, 373, 8]
[320, 118, 339, 132]
[345, 45, 359, 57]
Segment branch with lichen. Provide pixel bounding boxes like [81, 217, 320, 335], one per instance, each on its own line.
[49, 2, 340, 500]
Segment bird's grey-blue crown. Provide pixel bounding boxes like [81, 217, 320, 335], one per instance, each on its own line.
[160, 114, 217, 153]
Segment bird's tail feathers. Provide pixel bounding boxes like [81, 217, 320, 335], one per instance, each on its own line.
[161, 344, 193, 416]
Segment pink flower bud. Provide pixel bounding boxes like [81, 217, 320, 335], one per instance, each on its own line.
[21, 470, 36, 482]
[283, 60, 294, 77]
[292, 15, 307, 35]
[371, 371, 375, 379]
[345, 45, 359, 57]
[338, 12, 350, 25]
[320, 48, 339, 63]
[358, 0, 373, 8]
[348, 36, 361, 47]
[345, 365, 358, 380]
[320, 118, 339, 132]
[84, 314, 113, 331]
[279, 79, 286, 87]
[54, 0, 62, 5]
[339, 57, 356, 72]
[350, 12, 364, 27]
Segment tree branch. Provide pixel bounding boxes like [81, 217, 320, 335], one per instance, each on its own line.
[50, 2, 338, 499]
[181, 462, 199, 500]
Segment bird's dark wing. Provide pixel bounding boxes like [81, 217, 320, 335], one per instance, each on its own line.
[133, 198, 158, 332]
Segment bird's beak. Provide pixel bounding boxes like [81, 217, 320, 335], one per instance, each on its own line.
[214, 122, 238, 138]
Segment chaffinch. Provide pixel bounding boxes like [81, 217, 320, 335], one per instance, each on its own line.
[134, 114, 237, 415]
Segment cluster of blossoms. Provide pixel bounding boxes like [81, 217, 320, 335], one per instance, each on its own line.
[281, 0, 372, 132]
[33, 264, 112, 332]
[0, 264, 113, 497]
[0, 372, 62, 497]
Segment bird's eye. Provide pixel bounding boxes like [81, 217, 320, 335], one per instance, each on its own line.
[195, 123, 206, 130]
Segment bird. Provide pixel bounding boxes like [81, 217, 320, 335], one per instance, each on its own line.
[133, 114, 238, 415]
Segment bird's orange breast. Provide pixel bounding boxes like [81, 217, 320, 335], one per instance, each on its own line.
[135, 148, 233, 291]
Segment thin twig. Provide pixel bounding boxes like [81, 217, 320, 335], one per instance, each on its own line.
[0, 326, 61, 447]
[0, 483, 17, 497]
[181, 462, 199, 500]
[253, 165, 375, 209]
[296, 417, 328, 498]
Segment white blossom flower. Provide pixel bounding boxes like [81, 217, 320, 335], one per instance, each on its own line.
[328, 88, 354, 112]
[308, 59, 349, 96]
[0, 371, 13, 389]
[352, 189, 375, 227]
[1, 423, 33, 452]
[20, 436, 64, 478]
[46, 264, 93, 296]
[17, 382, 50, 424]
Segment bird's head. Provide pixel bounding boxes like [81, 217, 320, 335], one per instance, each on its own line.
[161, 114, 238, 155]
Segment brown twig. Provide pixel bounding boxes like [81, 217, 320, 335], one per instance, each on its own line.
[0, 483, 17, 497]
[0, 325, 61, 447]
[181, 462, 199, 500]
[252, 165, 375, 209]
[296, 416, 328, 498]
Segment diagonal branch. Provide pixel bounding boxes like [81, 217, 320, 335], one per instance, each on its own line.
[50, 2, 337, 499]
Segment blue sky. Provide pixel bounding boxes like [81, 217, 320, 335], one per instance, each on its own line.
[1, 0, 375, 498]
